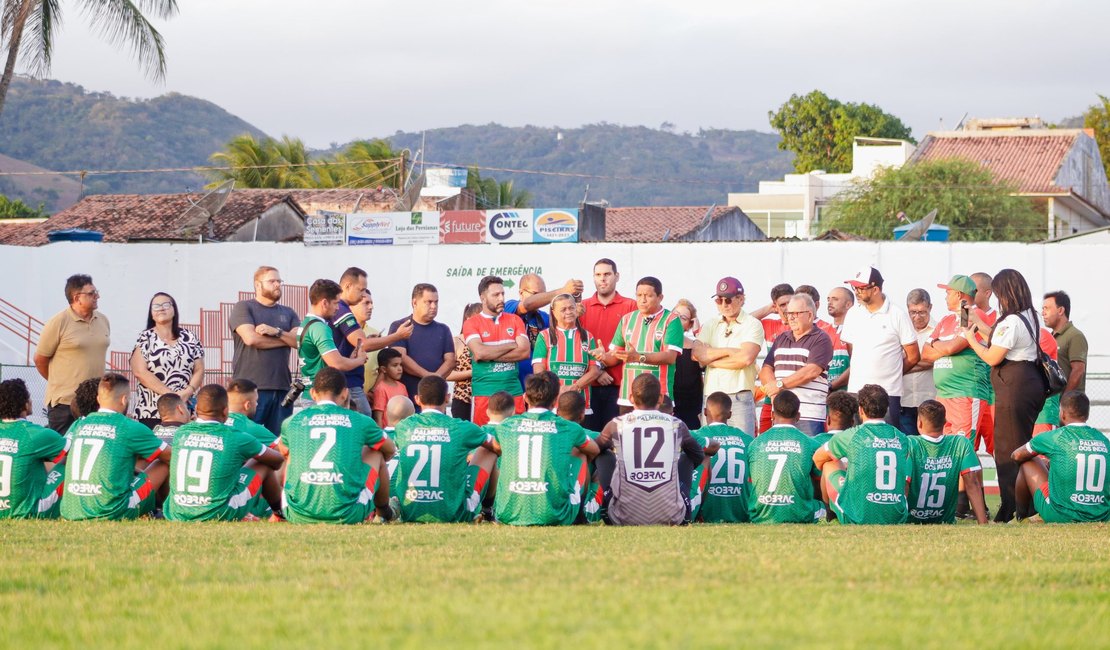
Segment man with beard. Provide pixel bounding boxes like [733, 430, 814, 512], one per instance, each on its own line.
[462, 276, 530, 425]
[229, 266, 301, 435]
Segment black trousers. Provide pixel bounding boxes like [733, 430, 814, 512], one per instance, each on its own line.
[47, 403, 74, 434]
[991, 360, 1046, 522]
[586, 384, 621, 431]
[450, 398, 471, 421]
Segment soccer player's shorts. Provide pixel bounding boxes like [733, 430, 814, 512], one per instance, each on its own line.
[688, 462, 710, 521]
[939, 397, 993, 453]
[562, 456, 589, 525]
[225, 468, 269, 521]
[471, 394, 526, 426]
[123, 473, 158, 520]
[1032, 424, 1056, 436]
[758, 402, 773, 435]
[1032, 484, 1077, 524]
[35, 469, 65, 519]
[825, 469, 848, 522]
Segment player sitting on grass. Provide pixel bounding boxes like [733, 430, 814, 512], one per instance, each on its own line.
[152, 393, 191, 445]
[557, 391, 605, 523]
[0, 378, 68, 519]
[383, 394, 415, 493]
[747, 390, 826, 524]
[908, 400, 988, 525]
[813, 384, 911, 525]
[165, 385, 285, 522]
[818, 391, 858, 448]
[280, 367, 397, 524]
[392, 376, 500, 523]
[61, 373, 172, 521]
[689, 391, 744, 523]
[484, 390, 516, 434]
[595, 374, 706, 526]
[68, 377, 101, 426]
[227, 379, 279, 450]
[1013, 390, 1110, 523]
[494, 371, 599, 526]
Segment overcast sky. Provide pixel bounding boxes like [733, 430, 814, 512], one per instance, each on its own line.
[38, 0, 1110, 149]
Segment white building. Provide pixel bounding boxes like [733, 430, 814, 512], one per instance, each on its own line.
[727, 137, 915, 238]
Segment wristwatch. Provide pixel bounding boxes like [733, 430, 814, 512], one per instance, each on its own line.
[638, 354, 647, 364]
[775, 379, 784, 389]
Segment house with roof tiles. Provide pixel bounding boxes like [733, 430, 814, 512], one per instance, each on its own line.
[579, 204, 767, 242]
[909, 123, 1110, 239]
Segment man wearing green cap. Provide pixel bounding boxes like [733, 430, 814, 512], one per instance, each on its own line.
[921, 275, 993, 445]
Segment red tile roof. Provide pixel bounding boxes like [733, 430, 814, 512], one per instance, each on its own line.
[912, 130, 1078, 194]
[604, 206, 741, 242]
[0, 188, 399, 247]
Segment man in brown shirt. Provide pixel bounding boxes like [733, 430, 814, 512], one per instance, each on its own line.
[34, 274, 111, 433]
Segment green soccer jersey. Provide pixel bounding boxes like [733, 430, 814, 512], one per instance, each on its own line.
[692, 424, 752, 523]
[1036, 394, 1061, 427]
[61, 410, 166, 521]
[494, 410, 589, 526]
[747, 424, 824, 524]
[533, 328, 597, 387]
[297, 315, 337, 387]
[0, 419, 68, 519]
[907, 434, 981, 524]
[227, 412, 278, 448]
[825, 421, 911, 525]
[392, 410, 491, 523]
[280, 402, 387, 524]
[812, 432, 834, 448]
[463, 312, 527, 397]
[931, 316, 992, 400]
[610, 309, 685, 405]
[165, 421, 266, 522]
[1028, 424, 1110, 522]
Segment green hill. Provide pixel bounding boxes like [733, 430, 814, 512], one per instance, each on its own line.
[383, 123, 794, 207]
[0, 77, 266, 209]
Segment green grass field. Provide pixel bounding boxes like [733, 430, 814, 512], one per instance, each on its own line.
[3, 516, 1110, 649]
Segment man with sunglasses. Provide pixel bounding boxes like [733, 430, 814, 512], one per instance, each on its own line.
[758, 294, 833, 435]
[840, 266, 919, 427]
[693, 277, 763, 435]
[35, 274, 111, 433]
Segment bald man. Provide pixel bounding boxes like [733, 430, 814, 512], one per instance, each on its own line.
[384, 394, 415, 497]
[504, 273, 584, 389]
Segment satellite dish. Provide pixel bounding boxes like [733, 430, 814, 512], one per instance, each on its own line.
[898, 209, 937, 241]
[697, 204, 716, 234]
[178, 180, 234, 238]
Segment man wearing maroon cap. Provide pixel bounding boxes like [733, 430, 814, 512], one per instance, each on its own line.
[580, 258, 637, 431]
[693, 276, 763, 435]
[840, 265, 919, 427]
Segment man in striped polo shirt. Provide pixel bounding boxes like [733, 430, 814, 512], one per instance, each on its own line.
[462, 276, 530, 426]
[592, 277, 684, 412]
[758, 295, 833, 435]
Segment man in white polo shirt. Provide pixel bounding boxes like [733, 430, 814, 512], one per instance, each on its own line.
[840, 266, 919, 427]
[693, 277, 763, 435]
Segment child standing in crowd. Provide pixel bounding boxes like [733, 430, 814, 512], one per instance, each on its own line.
[372, 348, 408, 428]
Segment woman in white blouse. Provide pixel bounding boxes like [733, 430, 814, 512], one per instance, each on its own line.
[962, 269, 1046, 522]
[130, 293, 205, 428]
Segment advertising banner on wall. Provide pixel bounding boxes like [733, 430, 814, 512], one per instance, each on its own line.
[439, 210, 487, 243]
[347, 213, 395, 245]
[486, 210, 534, 243]
[392, 211, 440, 245]
[304, 211, 346, 246]
[532, 209, 579, 243]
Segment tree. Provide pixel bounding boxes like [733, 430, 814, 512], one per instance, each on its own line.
[466, 167, 531, 208]
[1083, 94, 1110, 182]
[324, 140, 403, 189]
[0, 192, 46, 218]
[0, 0, 177, 120]
[206, 134, 313, 189]
[824, 159, 1045, 242]
[769, 90, 914, 173]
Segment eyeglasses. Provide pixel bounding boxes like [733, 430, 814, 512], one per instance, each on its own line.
[908, 310, 930, 317]
[78, 290, 100, 298]
[262, 279, 283, 286]
[785, 311, 811, 319]
[715, 296, 737, 305]
[151, 301, 174, 311]
[852, 284, 875, 294]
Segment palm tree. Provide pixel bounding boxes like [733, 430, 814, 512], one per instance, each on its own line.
[0, 0, 178, 119]
[467, 167, 532, 208]
[327, 139, 404, 189]
[207, 134, 313, 189]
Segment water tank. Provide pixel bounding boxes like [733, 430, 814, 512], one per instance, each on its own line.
[47, 229, 104, 243]
[893, 224, 950, 242]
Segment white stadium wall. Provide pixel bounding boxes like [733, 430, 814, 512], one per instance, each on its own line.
[0, 240, 1107, 372]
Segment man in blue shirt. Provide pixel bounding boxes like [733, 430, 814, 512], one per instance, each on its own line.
[388, 283, 455, 408]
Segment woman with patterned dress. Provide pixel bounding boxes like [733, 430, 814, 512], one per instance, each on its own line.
[448, 303, 483, 421]
[130, 292, 205, 428]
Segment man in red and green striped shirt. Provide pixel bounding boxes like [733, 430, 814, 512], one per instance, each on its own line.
[593, 277, 684, 410]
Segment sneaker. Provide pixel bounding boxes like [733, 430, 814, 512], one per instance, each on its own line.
[267, 512, 286, 523]
[475, 506, 496, 523]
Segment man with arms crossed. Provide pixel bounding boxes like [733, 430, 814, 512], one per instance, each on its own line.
[280, 367, 396, 524]
[229, 266, 300, 435]
[693, 277, 762, 435]
[463, 276, 531, 426]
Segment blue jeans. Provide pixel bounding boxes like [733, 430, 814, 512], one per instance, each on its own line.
[899, 406, 920, 436]
[255, 389, 293, 436]
[796, 419, 826, 436]
[725, 390, 756, 437]
[348, 385, 372, 417]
